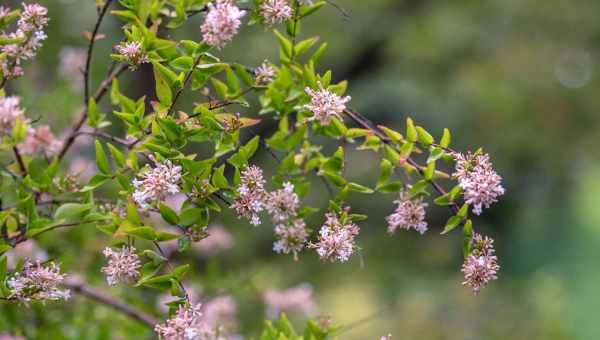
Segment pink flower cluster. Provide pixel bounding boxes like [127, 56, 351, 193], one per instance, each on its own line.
[386, 192, 428, 235]
[254, 60, 276, 85]
[262, 283, 317, 318]
[115, 41, 149, 70]
[231, 165, 267, 226]
[19, 124, 62, 157]
[7, 260, 70, 303]
[461, 233, 500, 293]
[0, 95, 26, 137]
[311, 211, 359, 262]
[155, 303, 220, 340]
[1, 3, 48, 79]
[201, 0, 246, 49]
[133, 157, 182, 210]
[267, 182, 308, 259]
[260, 0, 294, 26]
[304, 82, 351, 125]
[101, 246, 141, 286]
[453, 152, 505, 215]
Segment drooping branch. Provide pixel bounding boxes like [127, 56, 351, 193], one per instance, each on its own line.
[64, 277, 158, 328]
[343, 108, 460, 214]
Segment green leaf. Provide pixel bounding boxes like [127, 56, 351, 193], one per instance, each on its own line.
[159, 203, 179, 225]
[54, 203, 92, 221]
[107, 143, 126, 168]
[179, 207, 208, 227]
[347, 182, 374, 194]
[153, 63, 173, 105]
[88, 98, 99, 127]
[441, 215, 462, 235]
[95, 140, 110, 174]
[170, 56, 194, 71]
[462, 219, 473, 258]
[211, 165, 229, 189]
[273, 30, 293, 58]
[440, 128, 451, 148]
[424, 161, 435, 181]
[81, 174, 110, 192]
[406, 117, 417, 142]
[416, 126, 434, 145]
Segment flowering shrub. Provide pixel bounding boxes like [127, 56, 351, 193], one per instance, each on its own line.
[0, 0, 506, 338]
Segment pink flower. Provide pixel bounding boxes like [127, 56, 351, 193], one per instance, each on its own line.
[386, 192, 428, 235]
[155, 303, 219, 340]
[254, 60, 276, 85]
[19, 124, 62, 157]
[115, 41, 149, 70]
[0, 96, 26, 136]
[201, 0, 246, 49]
[101, 246, 141, 286]
[7, 260, 70, 303]
[304, 82, 351, 125]
[263, 284, 317, 318]
[133, 156, 182, 209]
[311, 211, 359, 262]
[260, 0, 294, 26]
[231, 165, 267, 226]
[453, 152, 505, 215]
[273, 219, 308, 260]
[266, 182, 300, 222]
[461, 233, 500, 293]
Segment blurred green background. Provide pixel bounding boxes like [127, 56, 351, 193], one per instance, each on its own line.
[2, 0, 599, 339]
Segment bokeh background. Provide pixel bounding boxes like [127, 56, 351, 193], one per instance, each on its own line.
[2, 0, 599, 339]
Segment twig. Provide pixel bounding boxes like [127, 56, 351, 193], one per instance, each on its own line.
[56, 64, 127, 161]
[64, 278, 158, 327]
[12, 146, 26, 176]
[343, 108, 459, 214]
[166, 54, 204, 117]
[74, 130, 131, 147]
[84, 0, 114, 106]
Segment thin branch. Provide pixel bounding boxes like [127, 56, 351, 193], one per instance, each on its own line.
[74, 130, 131, 147]
[64, 278, 158, 328]
[12, 146, 26, 176]
[166, 54, 204, 117]
[56, 64, 127, 161]
[84, 0, 114, 106]
[343, 108, 459, 214]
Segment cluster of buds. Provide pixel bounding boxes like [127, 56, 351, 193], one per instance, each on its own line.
[114, 41, 149, 70]
[231, 165, 267, 226]
[260, 0, 294, 26]
[266, 182, 308, 259]
[7, 260, 70, 303]
[101, 246, 142, 286]
[453, 151, 505, 215]
[310, 210, 360, 263]
[133, 156, 183, 210]
[201, 0, 246, 49]
[0, 3, 48, 79]
[461, 233, 500, 293]
[386, 191, 428, 235]
[305, 82, 351, 125]
[254, 60, 276, 86]
[155, 303, 219, 340]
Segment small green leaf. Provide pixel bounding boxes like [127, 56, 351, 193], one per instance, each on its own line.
[95, 140, 110, 174]
[406, 117, 417, 142]
[440, 128, 451, 148]
[416, 126, 434, 145]
[159, 203, 179, 225]
[347, 182, 374, 194]
[54, 203, 92, 221]
[441, 215, 462, 235]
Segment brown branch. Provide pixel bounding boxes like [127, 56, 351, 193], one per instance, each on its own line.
[56, 64, 127, 161]
[343, 108, 459, 214]
[64, 278, 158, 328]
[84, 0, 114, 106]
[12, 146, 26, 176]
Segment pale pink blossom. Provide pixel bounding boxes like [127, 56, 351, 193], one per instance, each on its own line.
[263, 284, 317, 318]
[19, 124, 62, 157]
[260, 0, 294, 26]
[231, 165, 267, 226]
[201, 0, 246, 49]
[4, 240, 48, 269]
[202, 296, 238, 334]
[266, 182, 299, 222]
[273, 219, 308, 260]
[254, 60, 276, 85]
[101, 246, 141, 286]
[7, 260, 70, 303]
[386, 192, 428, 235]
[304, 82, 351, 125]
[311, 212, 359, 262]
[453, 152, 505, 215]
[133, 157, 182, 209]
[0, 96, 26, 137]
[115, 41, 149, 70]
[155, 303, 222, 340]
[461, 233, 500, 293]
